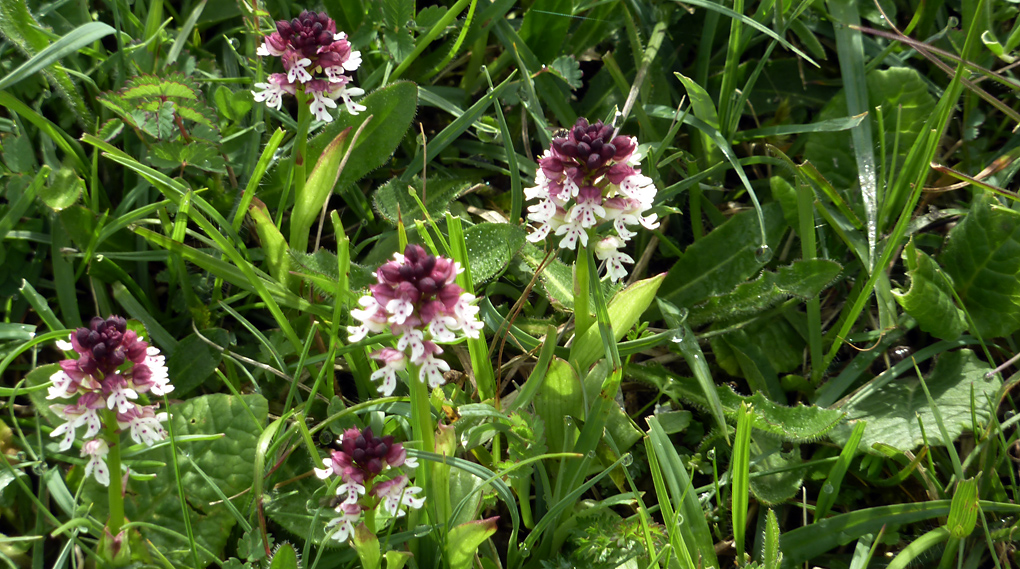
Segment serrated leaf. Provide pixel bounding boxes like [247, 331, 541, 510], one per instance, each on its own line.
[383, 29, 414, 62]
[97, 118, 125, 142]
[306, 82, 418, 193]
[940, 195, 1020, 338]
[121, 74, 202, 100]
[383, 0, 414, 30]
[548, 55, 583, 89]
[892, 238, 966, 340]
[628, 363, 844, 442]
[660, 202, 786, 308]
[829, 350, 1000, 452]
[416, 5, 448, 29]
[373, 175, 471, 225]
[689, 259, 842, 326]
[464, 223, 525, 283]
[268, 543, 299, 569]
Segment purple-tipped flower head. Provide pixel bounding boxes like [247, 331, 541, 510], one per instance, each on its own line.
[314, 426, 423, 542]
[48, 316, 172, 486]
[253, 11, 364, 122]
[349, 245, 484, 395]
[525, 117, 659, 282]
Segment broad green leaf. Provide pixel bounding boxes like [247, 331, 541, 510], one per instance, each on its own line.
[892, 238, 965, 340]
[353, 524, 381, 569]
[572, 273, 664, 372]
[464, 223, 526, 283]
[373, 175, 471, 225]
[688, 259, 843, 326]
[829, 350, 1000, 452]
[940, 195, 1020, 338]
[628, 363, 844, 442]
[250, 202, 292, 288]
[533, 357, 584, 454]
[75, 394, 268, 565]
[165, 329, 229, 396]
[446, 517, 498, 569]
[306, 81, 418, 192]
[660, 202, 786, 308]
[675, 72, 720, 131]
[291, 128, 350, 254]
[802, 67, 935, 218]
[519, 0, 573, 63]
[748, 436, 803, 505]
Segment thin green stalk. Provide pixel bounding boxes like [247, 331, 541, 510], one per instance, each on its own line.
[102, 410, 125, 539]
[573, 239, 592, 343]
[278, 90, 312, 228]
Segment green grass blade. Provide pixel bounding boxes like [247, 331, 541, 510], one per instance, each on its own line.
[647, 416, 720, 569]
[0, 22, 113, 92]
[815, 420, 866, 519]
[732, 402, 752, 564]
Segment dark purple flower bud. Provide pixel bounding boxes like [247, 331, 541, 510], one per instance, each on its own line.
[276, 19, 293, 39]
[586, 154, 602, 169]
[611, 136, 634, 159]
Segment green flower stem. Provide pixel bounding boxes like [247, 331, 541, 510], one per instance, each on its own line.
[572, 235, 593, 343]
[277, 89, 312, 228]
[102, 409, 125, 539]
[408, 364, 435, 457]
[407, 363, 434, 522]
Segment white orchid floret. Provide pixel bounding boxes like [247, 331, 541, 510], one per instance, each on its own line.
[81, 438, 111, 486]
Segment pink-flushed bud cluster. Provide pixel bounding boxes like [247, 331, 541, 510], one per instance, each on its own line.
[349, 244, 484, 396]
[525, 118, 660, 282]
[48, 316, 172, 486]
[314, 427, 424, 542]
[252, 10, 364, 122]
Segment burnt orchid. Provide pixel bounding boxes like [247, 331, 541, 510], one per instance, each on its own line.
[48, 316, 172, 487]
[315, 427, 424, 542]
[525, 118, 660, 282]
[252, 10, 364, 122]
[349, 244, 484, 396]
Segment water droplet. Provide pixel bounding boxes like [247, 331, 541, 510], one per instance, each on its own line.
[520, 544, 531, 557]
[414, 525, 431, 537]
[621, 454, 633, 466]
[822, 482, 835, 495]
[31, 462, 48, 475]
[675, 513, 685, 526]
[586, 451, 597, 459]
[754, 244, 773, 263]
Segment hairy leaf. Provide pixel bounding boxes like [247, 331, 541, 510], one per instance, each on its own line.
[893, 238, 966, 340]
[940, 195, 1020, 338]
[628, 363, 845, 442]
[464, 223, 526, 283]
[830, 350, 1000, 452]
[689, 259, 842, 326]
[661, 202, 786, 309]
